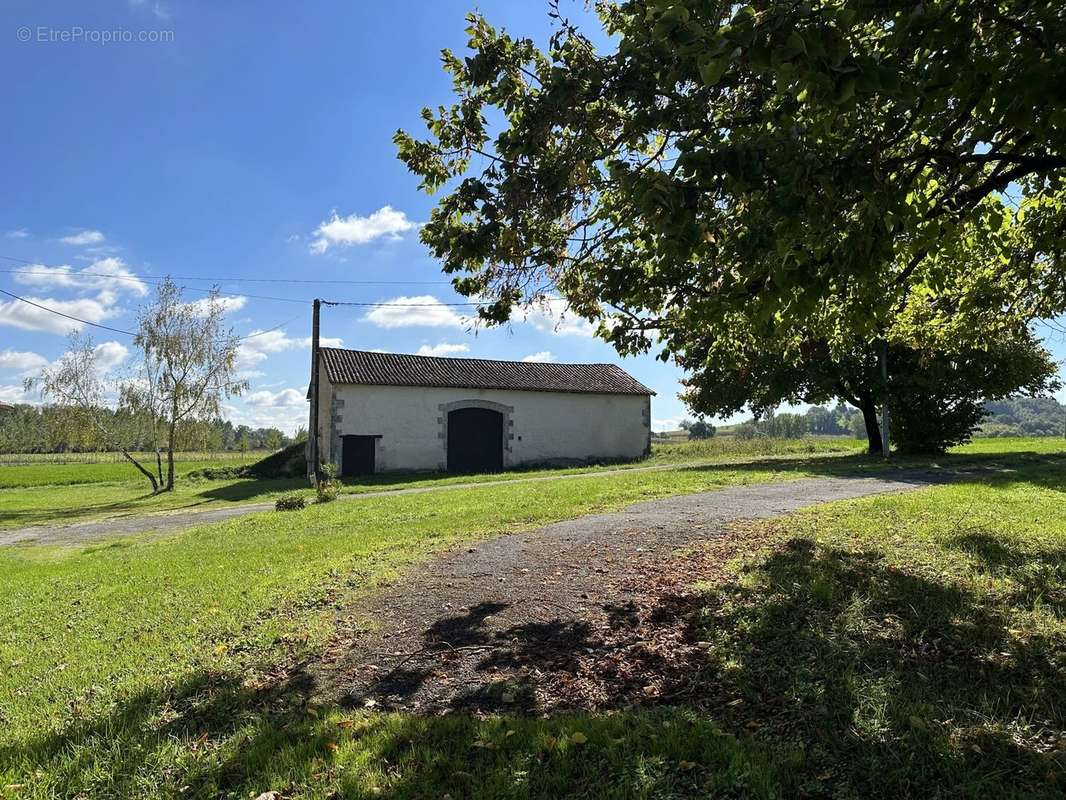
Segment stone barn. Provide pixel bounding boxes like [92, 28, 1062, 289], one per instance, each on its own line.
[310, 348, 654, 475]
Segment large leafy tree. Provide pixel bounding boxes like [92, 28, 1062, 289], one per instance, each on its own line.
[396, 1, 1065, 443]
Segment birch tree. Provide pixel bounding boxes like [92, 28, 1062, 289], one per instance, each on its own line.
[129, 279, 247, 491]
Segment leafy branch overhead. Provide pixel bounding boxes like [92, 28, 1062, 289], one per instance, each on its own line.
[396, 0, 1065, 452]
[397, 0, 1063, 331]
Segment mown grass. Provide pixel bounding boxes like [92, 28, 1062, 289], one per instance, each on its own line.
[0, 462, 796, 798]
[0, 454, 264, 489]
[0, 443, 1063, 797]
[3, 435, 1045, 532]
[684, 461, 1066, 798]
[0, 436, 862, 530]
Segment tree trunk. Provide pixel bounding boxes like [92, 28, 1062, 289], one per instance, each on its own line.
[121, 448, 159, 493]
[155, 448, 164, 486]
[859, 397, 883, 455]
[164, 428, 174, 492]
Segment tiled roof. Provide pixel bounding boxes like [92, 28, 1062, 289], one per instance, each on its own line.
[318, 348, 654, 396]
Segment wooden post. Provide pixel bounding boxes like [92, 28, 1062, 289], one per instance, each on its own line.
[309, 298, 321, 484]
[879, 340, 890, 458]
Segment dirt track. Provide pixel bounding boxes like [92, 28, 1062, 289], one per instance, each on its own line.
[311, 472, 943, 712]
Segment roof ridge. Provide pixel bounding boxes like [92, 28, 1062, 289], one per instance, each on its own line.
[317, 347, 654, 395]
[320, 346, 617, 370]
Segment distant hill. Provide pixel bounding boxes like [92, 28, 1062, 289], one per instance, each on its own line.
[981, 397, 1065, 437]
[654, 397, 1065, 441]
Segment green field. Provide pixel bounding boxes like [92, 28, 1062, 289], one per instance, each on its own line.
[0, 437, 864, 530]
[0, 435, 1055, 531]
[0, 438, 1063, 797]
[0, 453, 266, 489]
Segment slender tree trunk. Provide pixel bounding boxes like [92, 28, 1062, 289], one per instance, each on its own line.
[121, 448, 159, 493]
[859, 397, 883, 455]
[155, 447, 164, 486]
[165, 426, 176, 491]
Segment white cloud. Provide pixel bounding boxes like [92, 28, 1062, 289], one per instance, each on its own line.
[521, 350, 554, 363]
[61, 229, 106, 246]
[184, 295, 247, 316]
[522, 304, 596, 337]
[310, 205, 415, 253]
[0, 384, 32, 405]
[0, 349, 49, 373]
[94, 341, 129, 372]
[363, 296, 464, 329]
[235, 329, 344, 375]
[5, 228, 29, 239]
[14, 258, 148, 297]
[416, 343, 469, 357]
[245, 388, 306, 408]
[0, 293, 117, 335]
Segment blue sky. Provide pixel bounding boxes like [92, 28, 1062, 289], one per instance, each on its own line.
[1, 1, 1063, 434]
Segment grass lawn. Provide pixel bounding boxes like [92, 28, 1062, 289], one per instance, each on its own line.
[0, 436, 864, 530]
[0, 452, 266, 488]
[2, 435, 1049, 531]
[0, 439, 1062, 797]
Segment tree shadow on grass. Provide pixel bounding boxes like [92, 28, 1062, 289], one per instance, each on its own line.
[677, 448, 1066, 491]
[195, 477, 306, 503]
[2, 662, 792, 799]
[6, 534, 1064, 798]
[692, 537, 1066, 798]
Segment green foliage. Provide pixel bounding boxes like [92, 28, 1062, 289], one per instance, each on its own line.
[982, 396, 1066, 437]
[758, 412, 809, 440]
[888, 335, 1061, 454]
[398, 1, 1065, 336]
[315, 463, 340, 503]
[806, 403, 864, 436]
[275, 493, 307, 511]
[687, 418, 715, 440]
[397, 0, 1066, 454]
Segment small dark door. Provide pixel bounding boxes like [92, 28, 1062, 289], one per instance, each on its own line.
[341, 435, 376, 476]
[447, 407, 503, 473]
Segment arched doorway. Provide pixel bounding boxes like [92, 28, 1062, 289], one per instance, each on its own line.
[447, 407, 503, 473]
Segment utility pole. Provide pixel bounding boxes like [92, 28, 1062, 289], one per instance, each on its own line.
[309, 298, 321, 484]
[879, 339, 890, 458]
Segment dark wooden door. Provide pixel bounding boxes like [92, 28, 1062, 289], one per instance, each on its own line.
[447, 408, 503, 473]
[341, 435, 376, 476]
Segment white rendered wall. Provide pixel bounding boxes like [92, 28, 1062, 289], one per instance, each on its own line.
[325, 382, 650, 473]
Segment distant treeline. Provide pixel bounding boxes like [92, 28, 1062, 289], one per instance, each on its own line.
[0, 403, 304, 455]
[980, 397, 1065, 437]
[664, 397, 1063, 440]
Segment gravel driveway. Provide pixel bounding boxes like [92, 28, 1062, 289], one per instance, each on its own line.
[311, 472, 944, 712]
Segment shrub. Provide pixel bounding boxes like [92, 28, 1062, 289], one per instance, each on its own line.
[687, 419, 716, 440]
[275, 493, 306, 511]
[187, 466, 244, 480]
[315, 463, 339, 503]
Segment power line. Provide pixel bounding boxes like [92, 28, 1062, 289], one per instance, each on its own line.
[0, 286, 137, 336]
[0, 286, 300, 342]
[0, 255, 573, 307]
